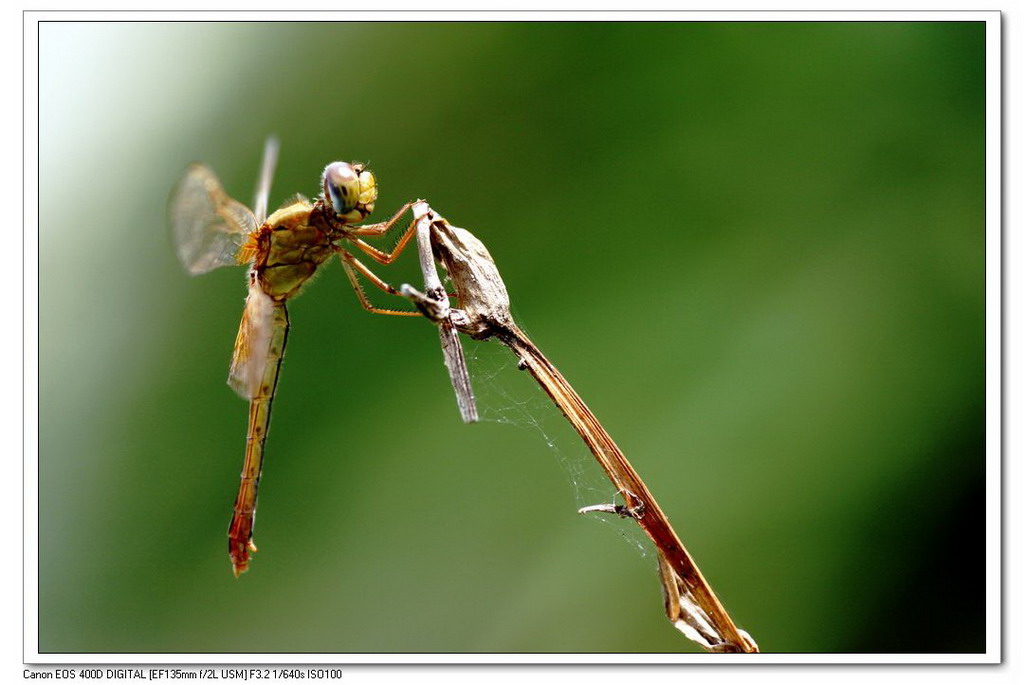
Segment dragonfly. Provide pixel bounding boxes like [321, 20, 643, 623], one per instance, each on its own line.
[168, 138, 435, 576]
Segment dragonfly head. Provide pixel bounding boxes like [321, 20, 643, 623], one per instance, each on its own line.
[322, 161, 377, 223]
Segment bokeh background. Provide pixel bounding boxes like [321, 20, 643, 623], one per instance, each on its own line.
[37, 21, 987, 654]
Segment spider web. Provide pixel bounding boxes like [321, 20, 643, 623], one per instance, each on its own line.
[460, 332, 654, 562]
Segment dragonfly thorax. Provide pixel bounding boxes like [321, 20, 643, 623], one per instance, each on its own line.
[322, 161, 377, 224]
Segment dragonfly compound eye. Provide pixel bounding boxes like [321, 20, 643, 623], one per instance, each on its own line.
[323, 162, 361, 216]
[322, 162, 378, 223]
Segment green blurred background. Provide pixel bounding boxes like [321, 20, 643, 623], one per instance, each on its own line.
[37, 21, 986, 654]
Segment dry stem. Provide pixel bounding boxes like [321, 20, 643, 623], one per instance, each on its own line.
[403, 202, 758, 653]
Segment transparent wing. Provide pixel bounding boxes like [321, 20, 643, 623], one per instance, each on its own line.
[253, 136, 280, 225]
[228, 276, 276, 399]
[169, 163, 259, 275]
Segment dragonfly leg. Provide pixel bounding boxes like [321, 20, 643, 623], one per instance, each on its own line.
[346, 201, 420, 265]
[347, 201, 414, 237]
[339, 251, 421, 317]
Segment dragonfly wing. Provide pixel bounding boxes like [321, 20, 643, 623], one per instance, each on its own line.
[228, 277, 276, 399]
[169, 163, 259, 275]
[252, 136, 280, 225]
